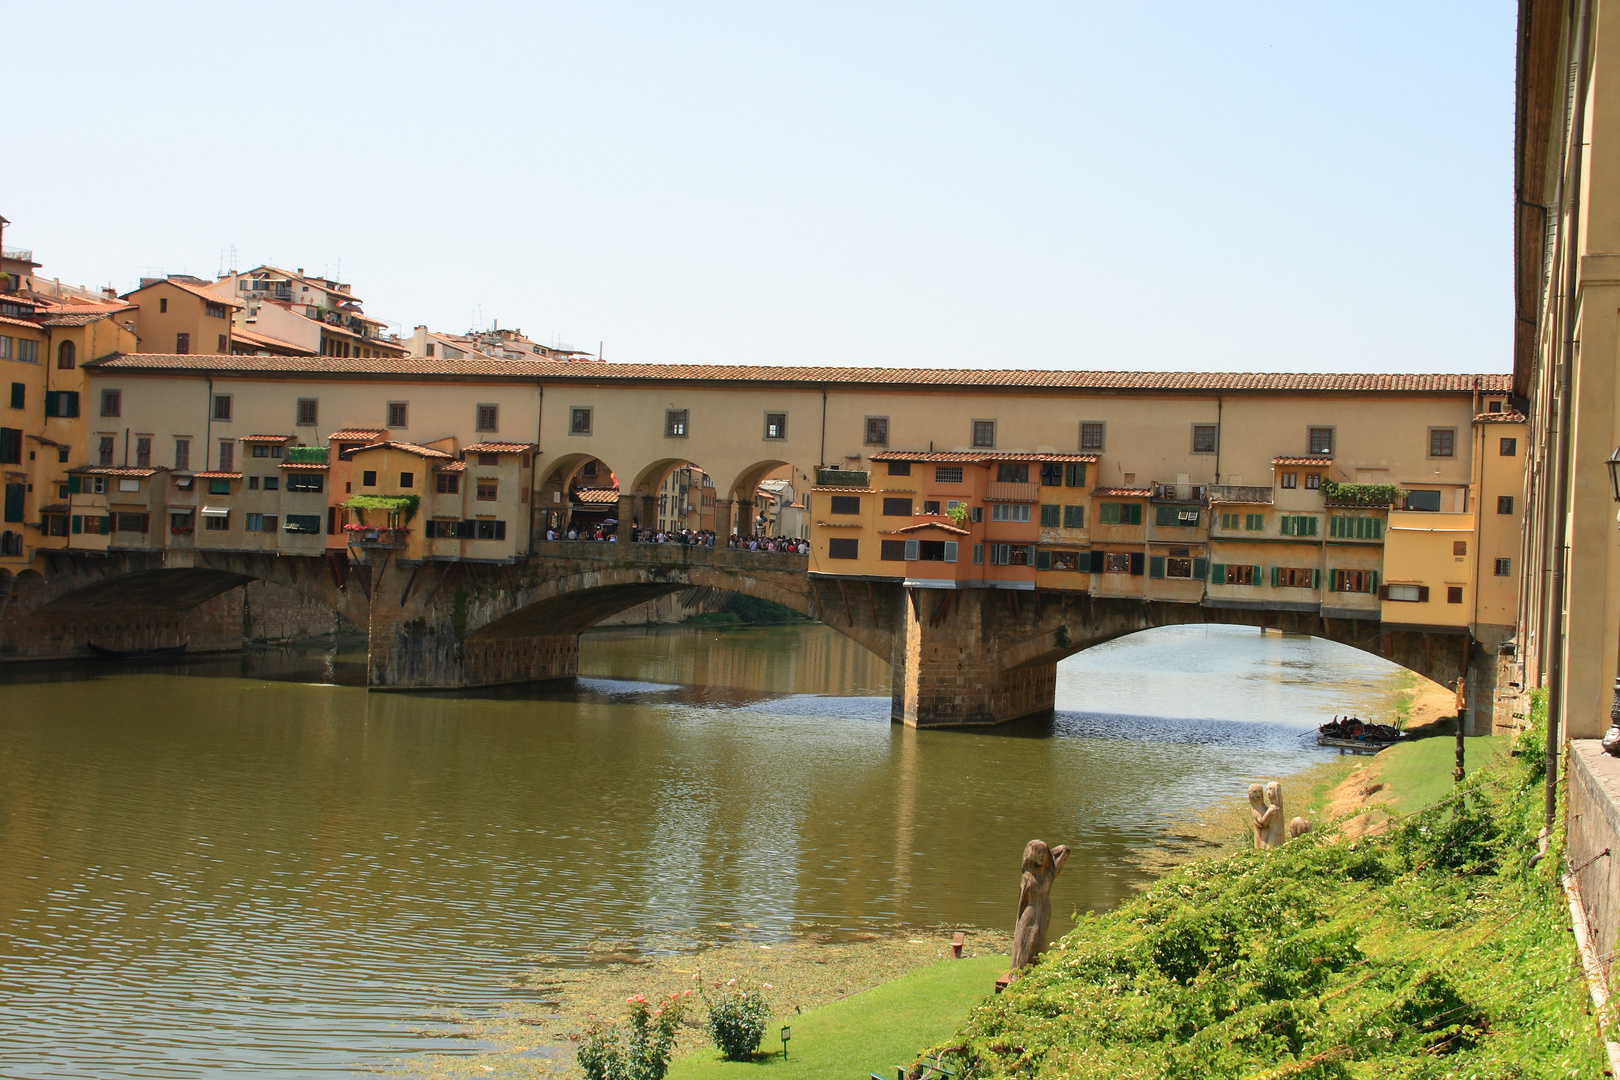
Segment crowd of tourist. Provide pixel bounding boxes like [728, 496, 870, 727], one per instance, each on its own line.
[541, 523, 807, 554]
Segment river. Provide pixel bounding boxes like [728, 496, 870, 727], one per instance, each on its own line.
[0, 622, 1402, 1078]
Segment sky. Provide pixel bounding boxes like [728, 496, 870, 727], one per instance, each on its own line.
[5, 2, 1515, 373]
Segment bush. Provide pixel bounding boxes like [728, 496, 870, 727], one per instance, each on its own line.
[578, 993, 685, 1080]
[706, 984, 772, 1060]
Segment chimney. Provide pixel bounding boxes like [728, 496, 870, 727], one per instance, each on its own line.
[102, 286, 117, 299]
[296, 268, 304, 276]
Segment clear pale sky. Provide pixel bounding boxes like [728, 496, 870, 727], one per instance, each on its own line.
[6, 2, 1513, 373]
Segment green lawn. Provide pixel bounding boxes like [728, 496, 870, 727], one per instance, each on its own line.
[668, 954, 1007, 1080]
[1373, 729, 1506, 815]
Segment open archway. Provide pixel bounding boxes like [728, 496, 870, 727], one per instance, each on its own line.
[721, 458, 811, 539]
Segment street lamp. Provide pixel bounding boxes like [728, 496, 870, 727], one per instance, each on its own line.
[780, 1025, 790, 1058]
[1606, 448, 1620, 755]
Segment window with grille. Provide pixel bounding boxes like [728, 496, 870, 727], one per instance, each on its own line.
[570, 408, 592, 435]
[1308, 427, 1334, 455]
[864, 417, 889, 446]
[972, 420, 996, 448]
[1497, 496, 1514, 514]
[100, 390, 121, 417]
[388, 403, 408, 428]
[1079, 422, 1105, 452]
[213, 395, 232, 421]
[296, 399, 318, 426]
[935, 466, 963, 483]
[1192, 425, 1217, 454]
[1428, 428, 1456, 457]
[1494, 558, 1511, 577]
[665, 409, 688, 437]
[764, 413, 787, 440]
[476, 404, 499, 432]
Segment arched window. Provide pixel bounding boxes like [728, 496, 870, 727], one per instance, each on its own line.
[0, 531, 19, 556]
[57, 341, 76, 370]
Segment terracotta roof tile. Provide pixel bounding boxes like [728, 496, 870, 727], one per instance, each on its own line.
[231, 326, 313, 354]
[124, 279, 242, 309]
[278, 462, 329, 471]
[80, 353, 1512, 394]
[463, 442, 537, 453]
[1475, 410, 1528, 423]
[328, 428, 386, 441]
[573, 487, 620, 504]
[1272, 455, 1334, 466]
[1091, 487, 1153, 497]
[870, 450, 1099, 463]
[348, 439, 453, 459]
[240, 433, 293, 443]
[41, 311, 122, 327]
[0, 314, 41, 330]
[193, 471, 242, 479]
[435, 460, 467, 472]
[68, 466, 163, 477]
[881, 521, 971, 536]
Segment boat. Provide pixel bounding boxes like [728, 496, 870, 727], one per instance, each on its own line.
[86, 641, 189, 660]
[1317, 714, 1404, 755]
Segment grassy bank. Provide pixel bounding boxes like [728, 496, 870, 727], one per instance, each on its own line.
[927, 715, 1600, 1078]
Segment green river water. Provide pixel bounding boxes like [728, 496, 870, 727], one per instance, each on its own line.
[0, 622, 1404, 1078]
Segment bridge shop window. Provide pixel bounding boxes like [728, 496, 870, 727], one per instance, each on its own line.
[880, 539, 906, 561]
[570, 408, 592, 435]
[1272, 567, 1319, 589]
[1155, 505, 1199, 527]
[1191, 424, 1217, 454]
[1495, 558, 1512, 577]
[828, 495, 861, 515]
[1065, 463, 1087, 486]
[436, 473, 460, 494]
[1151, 548, 1201, 579]
[864, 417, 889, 447]
[473, 520, 507, 540]
[100, 390, 121, 417]
[1308, 427, 1335, 455]
[996, 463, 1028, 483]
[934, 465, 963, 483]
[476, 404, 499, 433]
[1080, 422, 1105, 452]
[1040, 463, 1063, 486]
[286, 474, 321, 493]
[244, 513, 278, 533]
[664, 409, 688, 438]
[1098, 502, 1142, 526]
[1500, 437, 1517, 456]
[971, 420, 996, 449]
[1103, 551, 1132, 573]
[1428, 428, 1456, 458]
[284, 514, 321, 534]
[425, 520, 458, 538]
[764, 413, 787, 440]
[990, 503, 1030, 522]
[1330, 569, 1376, 593]
[1217, 564, 1259, 585]
[213, 395, 232, 422]
[169, 511, 193, 534]
[1329, 515, 1382, 539]
[1062, 505, 1085, 528]
[202, 509, 230, 531]
[477, 479, 498, 501]
[387, 403, 408, 429]
[1279, 515, 1318, 537]
[1048, 549, 1081, 571]
[989, 543, 1033, 565]
[886, 461, 911, 476]
[827, 537, 859, 559]
[882, 497, 912, 516]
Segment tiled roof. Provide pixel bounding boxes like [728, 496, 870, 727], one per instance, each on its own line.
[573, 487, 621, 504]
[79, 353, 1512, 393]
[124, 279, 243, 309]
[881, 521, 971, 536]
[463, 442, 536, 453]
[193, 471, 242, 479]
[1091, 487, 1153, 497]
[1475, 410, 1528, 423]
[351, 439, 452, 459]
[328, 428, 386, 441]
[870, 450, 1099, 463]
[41, 301, 136, 315]
[231, 326, 313, 355]
[278, 462, 329, 471]
[68, 465, 163, 477]
[0, 314, 41, 330]
[240, 433, 293, 443]
[38, 503, 67, 513]
[435, 460, 467, 472]
[40, 311, 121, 327]
[26, 434, 64, 446]
[1272, 456, 1333, 466]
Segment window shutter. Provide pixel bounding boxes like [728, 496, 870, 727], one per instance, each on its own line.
[1193, 557, 1208, 580]
[1379, 584, 1389, 600]
[972, 543, 984, 565]
[67, 475, 81, 494]
[1149, 555, 1165, 578]
[1089, 550, 1105, 573]
[1210, 562, 1225, 584]
[1312, 569, 1321, 589]
[1308, 517, 1318, 537]
[1270, 566, 1279, 588]
[71, 515, 81, 534]
[1369, 571, 1379, 594]
[1036, 549, 1051, 571]
[1130, 552, 1144, 575]
[904, 539, 919, 561]
[100, 516, 110, 535]
[1250, 564, 1261, 583]
[140, 514, 150, 534]
[944, 541, 958, 563]
[495, 521, 506, 540]
[1130, 505, 1143, 525]
[1418, 585, 1430, 602]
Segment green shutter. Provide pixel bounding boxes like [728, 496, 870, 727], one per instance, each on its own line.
[1037, 550, 1051, 571]
[1251, 564, 1261, 584]
[1100, 503, 1119, 525]
[1313, 568, 1321, 589]
[67, 475, 81, 494]
[1193, 557, 1208, 581]
[1307, 517, 1318, 537]
[1149, 555, 1165, 578]
[1270, 565, 1279, 588]
[101, 516, 110, 535]
[1369, 570, 1379, 594]
[71, 515, 81, 534]
[1040, 504, 1060, 527]
[1211, 562, 1226, 584]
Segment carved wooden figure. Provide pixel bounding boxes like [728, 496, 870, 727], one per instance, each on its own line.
[1010, 839, 1071, 971]
[1264, 782, 1287, 848]
[1249, 783, 1278, 849]
[1288, 816, 1312, 839]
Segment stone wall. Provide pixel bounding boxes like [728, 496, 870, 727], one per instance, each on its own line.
[241, 579, 358, 641]
[593, 587, 731, 627]
[1568, 740, 1620, 963]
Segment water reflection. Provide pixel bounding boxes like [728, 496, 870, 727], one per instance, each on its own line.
[0, 623, 1403, 1078]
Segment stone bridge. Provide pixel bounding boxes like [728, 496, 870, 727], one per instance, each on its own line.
[1, 542, 1497, 732]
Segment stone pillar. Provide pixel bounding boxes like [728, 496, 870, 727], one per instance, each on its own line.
[714, 497, 735, 537]
[891, 587, 1057, 727]
[617, 494, 639, 536]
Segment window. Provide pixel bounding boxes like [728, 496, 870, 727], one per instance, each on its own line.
[1155, 505, 1199, 527]
[1080, 422, 1105, 452]
[362, 470, 377, 487]
[1065, 463, 1088, 487]
[882, 497, 912, 516]
[864, 417, 889, 446]
[474, 520, 507, 541]
[1279, 515, 1318, 536]
[111, 513, 148, 534]
[1308, 427, 1334, 455]
[887, 461, 912, 476]
[1500, 437, 1517, 456]
[205, 301, 227, 319]
[44, 390, 78, 417]
[1328, 516, 1383, 539]
[1279, 472, 1297, 489]
[0, 338, 10, 361]
[16, 339, 37, 363]
[425, 343, 436, 357]
[477, 453, 499, 466]
[399, 472, 414, 489]
[1331, 569, 1372, 592]
[98, 390, 121, 418]
[935, 465, 963, 483]
[664, 409, 688, 437]
[244, 513, 279, 533]
[175, 333, 190, 354]
[1220, 511, 1240, 530]
[880, 539, 906, 561]
[208, 478, 231, 495]
[997, 464, 1029, 483]
[1040, 463, 1063, 486]
[284, 514, 321, 534]
[922, 500, 941, 515]
[387, 403, 408, 429]
[436, 473, 460, 494]
[1104, 552, 1131, 573]
[991, 503, 1031, 522]
[971, 420, 996, 448]
[8, 383, 19, 409]
[1428, 428, 1456, 457]
[284, 473, 320, 493]
[135, 437, 150, 467]
[476, 404, 499, 432]
[1304, 473, 1321, 490]
[293, 398, 317, 427]
[218, 441, 234, 471]
[1452, 540, 1467, 556]
[829, 495, 861, 514]
[989, 543, 1034, 566]
[1495, 558, 1512, 577]
[1447, 586, 1464, 604]
[263, 475, 279, 491]
[972, 543, 984, 564]
[1062, 505, 1085, 528]
[169, 511, 193, 533]
[1224, 564, 1258, 585]
[1164, 554, 1194, 578]
[158, 297, 168, 314]
[1405, 489, 1442, 512]
[1098, 502, 1143, 525]
[1274, 567, 1317, 588]
[203, 512, 230, 532]
[0, 428, 18, 465]
[424, 519, 459, 538]
[1385, 584, 1425, 602]
[764, 413, 787, 440]
[252, 445, 270, 459]
[217, 334, 227, 352]
[1040, 504, 1061, 527]
[57, 341, 76, 369]
[213, 395, 232, 421]
[1497, 495, 1514, 514]
[174, 439, 190, 471]
[1192, 424, 1217, 454]
[827, 537, 859, 559]
[98, 435, 114, 466]
[570, 407, 593, 435]
[1049, 549, 1081, 571]
[477, 480, 498, 501]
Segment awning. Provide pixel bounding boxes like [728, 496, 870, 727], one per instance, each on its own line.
[200, 507, 230, 518]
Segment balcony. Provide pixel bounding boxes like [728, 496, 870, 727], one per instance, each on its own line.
[986, 481, 1040, 503]
[816, 468, 869, 487]
[1208, 484, 1273, 505]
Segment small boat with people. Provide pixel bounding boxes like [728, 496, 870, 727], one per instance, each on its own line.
[1317, 714, 1404, 755]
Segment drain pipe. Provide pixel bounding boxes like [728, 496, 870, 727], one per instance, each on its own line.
[1544, 0, 1594, 832]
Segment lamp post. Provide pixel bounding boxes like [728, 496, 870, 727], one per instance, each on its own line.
[780, 1025, 790, 1059]
[1604, 449, 1620, 755]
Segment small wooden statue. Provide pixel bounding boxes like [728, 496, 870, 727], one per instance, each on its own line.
[1288, 816, 1312, 839]
[1249, 783, 1278, 849]
[1264, 782, 1288, 848]
[1010, 839, 1071, 971]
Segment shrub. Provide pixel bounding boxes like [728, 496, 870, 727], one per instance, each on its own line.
[578, 993, 685, 1080]
[706, 984, 772, 1060]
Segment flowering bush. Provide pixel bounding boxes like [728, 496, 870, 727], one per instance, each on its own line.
[705, 982, 772, 1061]
[578, 993, 686, 1080]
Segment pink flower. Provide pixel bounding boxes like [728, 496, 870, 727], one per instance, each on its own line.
[726, 979, 736, 986]
[762, 983, 773, 990]
[627, 993, 649, 1005]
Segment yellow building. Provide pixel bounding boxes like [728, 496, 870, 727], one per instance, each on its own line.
[121, 277, 242, 356]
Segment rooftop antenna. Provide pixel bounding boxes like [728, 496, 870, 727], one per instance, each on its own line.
[217, 250, 225, 278]
[228, 244, 237, 277]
